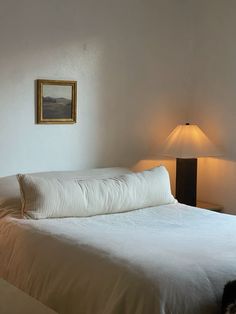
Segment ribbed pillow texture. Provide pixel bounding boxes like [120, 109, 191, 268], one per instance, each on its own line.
[17, 166, 176, 219]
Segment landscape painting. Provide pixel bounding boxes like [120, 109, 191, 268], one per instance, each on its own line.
[37, 80, 77, 124]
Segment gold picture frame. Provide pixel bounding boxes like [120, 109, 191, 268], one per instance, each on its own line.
[37, 79, 77, 124]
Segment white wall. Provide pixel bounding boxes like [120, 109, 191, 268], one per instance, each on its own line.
[130, 0, 236, 213]
[190, 0, 236, 213]
[3, 1, 234, 213]
[0, 0, 191, 176]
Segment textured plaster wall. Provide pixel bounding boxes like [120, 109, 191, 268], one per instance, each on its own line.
[0, 0, 191, 176]
[190, 0, 236, 213]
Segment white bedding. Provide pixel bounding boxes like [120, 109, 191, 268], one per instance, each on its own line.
[1, 203, 236, 314]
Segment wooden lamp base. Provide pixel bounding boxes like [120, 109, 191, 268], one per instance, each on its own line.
[175, 158, 197, 206]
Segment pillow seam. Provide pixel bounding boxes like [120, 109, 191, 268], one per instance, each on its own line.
[17, 175, 26, 218]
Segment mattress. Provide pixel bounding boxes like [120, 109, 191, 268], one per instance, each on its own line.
[1, 203, 236, 314]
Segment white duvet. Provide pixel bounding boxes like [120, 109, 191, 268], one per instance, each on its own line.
[0, 203, 236, 314]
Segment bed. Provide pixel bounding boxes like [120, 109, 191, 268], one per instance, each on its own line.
[0, 167, 236, 314]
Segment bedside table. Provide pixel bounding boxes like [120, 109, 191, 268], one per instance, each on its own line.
[0, 278, 57, 314]
[197, 200, 223, 213]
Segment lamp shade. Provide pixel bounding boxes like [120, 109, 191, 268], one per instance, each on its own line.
[162, 124, 220, 159]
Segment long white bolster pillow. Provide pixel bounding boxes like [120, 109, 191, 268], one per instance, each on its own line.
[17, 166, 176, 219]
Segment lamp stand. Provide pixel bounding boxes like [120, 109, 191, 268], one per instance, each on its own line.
[175, 158, 197, 206]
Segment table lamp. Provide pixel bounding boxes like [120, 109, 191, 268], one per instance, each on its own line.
[162, 123, 219, 206]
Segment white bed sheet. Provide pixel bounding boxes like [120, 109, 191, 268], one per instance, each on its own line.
[1, 203, 236, 314]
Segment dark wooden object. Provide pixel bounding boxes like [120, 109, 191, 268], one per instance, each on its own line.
[176, 158, 197, 206]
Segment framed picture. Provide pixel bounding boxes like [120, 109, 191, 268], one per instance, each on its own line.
[37, 79, 77, 124]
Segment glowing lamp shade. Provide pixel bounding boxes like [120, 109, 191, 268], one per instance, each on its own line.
[162, 123, 219, 206]
[162, 124, 219, 158]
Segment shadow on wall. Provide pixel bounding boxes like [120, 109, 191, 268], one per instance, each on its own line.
[132, 157, 236, 214]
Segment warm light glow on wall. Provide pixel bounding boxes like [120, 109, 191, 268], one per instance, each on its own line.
[197, 157, 235, 213]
